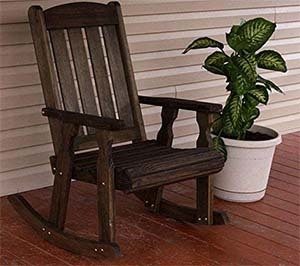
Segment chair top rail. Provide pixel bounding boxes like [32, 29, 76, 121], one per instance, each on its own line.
[44, 2, 119, 30]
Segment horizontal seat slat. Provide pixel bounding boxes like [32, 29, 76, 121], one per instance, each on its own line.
[122, 150, 222, 179]
[115, 147, 211, 169]
[63, 140, 224, 192]
[75, 145, 168, 170]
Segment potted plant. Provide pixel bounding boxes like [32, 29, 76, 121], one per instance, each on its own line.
[183, 17, 287, 202]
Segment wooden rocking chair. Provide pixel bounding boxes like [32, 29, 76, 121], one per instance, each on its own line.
[8, 1, 228, 258]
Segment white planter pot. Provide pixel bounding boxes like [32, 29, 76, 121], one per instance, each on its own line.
[212, 125, 281, 202]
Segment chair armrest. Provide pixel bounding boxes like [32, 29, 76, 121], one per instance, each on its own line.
[139, 96, 222, 113]
[42, 108, 125, 130]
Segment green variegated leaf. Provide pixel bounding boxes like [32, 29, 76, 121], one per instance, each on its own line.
[244, 94, 259, 107]
[227, 94, 242, 127]
[256, 50, 287, 72]
[250, 107, 260, 121]
[247, 85, 269, 104]
[224, 59, 253, 95]
[183, 37, 224, 54]
[226, 32, 244, 52]
[231, 74, 251, 95]
[222, 113, 239, 139]
[257, 75, 284, 93]
[232, 54, 257, 83]
[227, 18, 275, 53]
[226, 24, 243, 52]
[204, 51, 228, 75]
[212, 137, 227, 161]
[211, 116, 223, 135]
[239, 18, 275, 52]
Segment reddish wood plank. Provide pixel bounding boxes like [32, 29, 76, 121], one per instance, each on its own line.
[69, 184, 219, 266]
[267, 186, 300, 205]
[226, 213, 300, 252]
[271, 163, 300, 178]
[282, 134, 300, 143]
[273, 155, 300, 170]
[274, 149, 300, 163]
[162, 187, 300, 263]
[268, 178, 300, 195]
[0, 231, 70, 266]
[167, 183, 300, 238]
[0, 250, 30, 266]
[280, 137, 300, 147]
[262, 194, 300, 216]
[277, 144, 300, 156]
[270, 169, 300, 186]
[161, 189, 296, 265]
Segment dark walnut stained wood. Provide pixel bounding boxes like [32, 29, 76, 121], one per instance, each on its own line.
[139, 95, 222, 113]
[49, 122, 79, 229]
[50, 140, 224, 192]
[11, 1, 227, 259]
[44, 2, 118, 29]
[42, 108, 125, 130]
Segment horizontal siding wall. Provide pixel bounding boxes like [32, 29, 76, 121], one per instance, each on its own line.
[0, 0, 300, 196]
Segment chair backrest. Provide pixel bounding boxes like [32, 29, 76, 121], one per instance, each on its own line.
[28, 2, 146, 154]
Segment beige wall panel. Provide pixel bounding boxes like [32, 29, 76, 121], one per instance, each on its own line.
[0, 144, 52, 172]
[126, 14, 274, 35]
[0, 105, 46, 131]
[0, 125, 51, 152]
[0, 65, 40, 89]
[0, 165, 53, 196]
[257, 114, 300, 133]
[0, 85, 44, 110]
[259, 100, 300, 121]
[0, 44, 35, 68]
[122, 1, 300, 16]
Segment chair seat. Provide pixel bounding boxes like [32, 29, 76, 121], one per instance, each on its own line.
[72, 140, 224, 192]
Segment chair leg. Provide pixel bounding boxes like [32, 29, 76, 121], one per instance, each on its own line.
[49, 123, 79, 229]
[196, 175, 229, 225]
[196, 175, 213, 225]
[96, 130, 115, 243]
[135, 187, 163, 213]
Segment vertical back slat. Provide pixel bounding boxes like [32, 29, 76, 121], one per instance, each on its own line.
[85, 27, 116, 118]
[102, 25, 133, 126]
[49, 29, 79, 112]
[67, 28, 98, 116]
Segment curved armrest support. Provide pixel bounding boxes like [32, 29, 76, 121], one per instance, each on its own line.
[138, 96, 221, 147]
[139, 96, 222, 113]
[42, 108, 125, 131]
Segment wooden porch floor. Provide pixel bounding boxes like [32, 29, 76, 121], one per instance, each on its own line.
[1, 132, 299, 265]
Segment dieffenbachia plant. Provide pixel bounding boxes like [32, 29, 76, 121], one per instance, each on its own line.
[183, 17, 287, 159]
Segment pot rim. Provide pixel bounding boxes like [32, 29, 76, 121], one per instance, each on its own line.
[212, 124, 282, 148]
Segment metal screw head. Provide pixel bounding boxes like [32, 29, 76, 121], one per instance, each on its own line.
[41, 111, 45, 115]
[53, 167, 56, 171]
[198, 217, 202, 221]
[102, 182, 105, 186]
[204, 217, 208, 221]
[42, 227, 46, 231]
[94, 248, 98, 252]
[145, 200, 149, 204]
[100, 248, 104, 252]
[151, 204, 155, 208]
[59, 172, 63, 176]
[47, 231, 51, 235]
